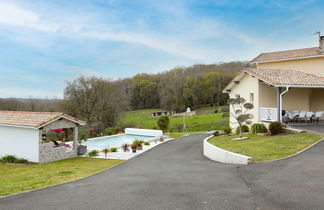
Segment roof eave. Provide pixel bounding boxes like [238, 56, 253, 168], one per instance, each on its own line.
[251, 54, 324, 64]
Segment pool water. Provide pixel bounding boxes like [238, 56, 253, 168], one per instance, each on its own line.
[83, 134, 156, 149]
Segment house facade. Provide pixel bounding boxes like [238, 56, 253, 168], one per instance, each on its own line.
[224, 36, 324, 128]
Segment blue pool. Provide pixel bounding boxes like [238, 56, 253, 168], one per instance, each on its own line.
[83, 134, 157, 149]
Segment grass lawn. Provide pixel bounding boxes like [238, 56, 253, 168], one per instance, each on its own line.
[0, 157, 123, 196]
[168, 132, 203, 139]
[118, 107, 227, 132]
[208, 133, 323, 162]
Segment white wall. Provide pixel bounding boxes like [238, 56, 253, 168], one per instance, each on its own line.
[229, 74, 260, 129]
[0, 126, 39, 162]
[203, 136, 252, 164]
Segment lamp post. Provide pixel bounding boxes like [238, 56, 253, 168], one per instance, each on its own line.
[183, 107, 191, 136]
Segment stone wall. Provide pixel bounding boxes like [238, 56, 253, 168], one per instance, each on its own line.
[39, 142, 77, 163]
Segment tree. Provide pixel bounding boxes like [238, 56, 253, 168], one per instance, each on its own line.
[228, 97, 254, 138]
[157, 115, 170, 133]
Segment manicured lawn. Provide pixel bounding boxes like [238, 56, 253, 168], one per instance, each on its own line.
[208, 133, 323, 162]
[118, 107, 227, 132]
[0, 157, 123, 196]
[169, 132, 203, 139]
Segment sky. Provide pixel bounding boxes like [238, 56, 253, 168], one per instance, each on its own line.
[0, 0, 324, 98]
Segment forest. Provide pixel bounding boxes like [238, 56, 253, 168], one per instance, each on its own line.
[0, 61, 246, 131]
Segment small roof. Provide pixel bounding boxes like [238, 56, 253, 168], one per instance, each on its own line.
[0, 111, 86, 128]
[251, 47, 324, 63]
[223, 68, 324, 92]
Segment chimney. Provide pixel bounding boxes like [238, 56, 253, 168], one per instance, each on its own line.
[320, 36, 324, 52]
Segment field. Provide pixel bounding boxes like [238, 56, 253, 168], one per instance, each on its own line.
[208, 133, 323, 162]
[0, 157, 123, 196]
[118, 107, 228, 133]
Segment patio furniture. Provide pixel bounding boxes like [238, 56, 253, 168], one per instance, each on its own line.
[314, 111, 324, 123]
[297, 111, 307, 123]
[305, 112, 314, 123]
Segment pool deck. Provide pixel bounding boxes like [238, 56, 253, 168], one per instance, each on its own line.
[89, 138, 173, 160]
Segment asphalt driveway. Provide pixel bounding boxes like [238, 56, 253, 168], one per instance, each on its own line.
[1, 133, 324, 210]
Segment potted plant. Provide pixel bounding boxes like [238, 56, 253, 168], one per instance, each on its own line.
[131, 144, 137, 153]
[102, 147, 110, 158]
[122, 143, 130, 152]
[77, 129, 88, 155]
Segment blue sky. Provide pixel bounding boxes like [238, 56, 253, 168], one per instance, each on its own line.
[0, 0, 324, 98]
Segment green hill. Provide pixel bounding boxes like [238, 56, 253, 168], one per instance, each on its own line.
[118, 107, 228, 133]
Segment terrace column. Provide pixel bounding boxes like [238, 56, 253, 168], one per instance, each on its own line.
[73, 125, 79, 152]
[277, 87, 281, 122]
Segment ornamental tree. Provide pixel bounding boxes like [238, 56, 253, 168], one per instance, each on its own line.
[228, 97, 254, 138]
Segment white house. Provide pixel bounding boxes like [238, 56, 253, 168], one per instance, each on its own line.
[223, 36, 324, 128]
[0, 111, 85, 163]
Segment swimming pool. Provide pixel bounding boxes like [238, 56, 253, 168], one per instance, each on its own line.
[83, 134, 157, 149]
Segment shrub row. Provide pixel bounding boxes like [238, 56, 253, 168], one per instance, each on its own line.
[220, 122, 283, 136]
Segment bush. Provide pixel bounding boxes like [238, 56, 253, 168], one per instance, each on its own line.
[214, 110, 219, 113]
[236, 125, 249, 134]
[223, 127, 232, 135]
[213, 131, 220, 136]
[0, 155, 28, 164]
[269, 122, 283, 135]
[157, 116, 170, 133]
[220, 106, 229, 113]
[88, 150, 99, 157]
[0, 155, 18, 163]
[251, 123, 268, 134]
[16, 158, 28, 164]
[104, 128, 114, 136]
[110, 147, 118, 152]
[144, 141, 150, 146]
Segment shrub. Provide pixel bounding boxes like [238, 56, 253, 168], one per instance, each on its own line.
[0, 155, 18, 163]
[223, 127, 232, 135]
[236, 124, 249, 134]
[157, 116, 170, 133]
[102, 148, 110, 158]
[121, 143, 130, 152]
[0, 155, 28, 164]
[88, 150, 99, 157]
[16, 158, 28, 164]
[110, 147, 118, 152]
[144, 141, 150, 146]
[214, 110, 219, 113]
[104, 128, 113, 136]
[269, 122, 283, 135]
[251, 123, 268, 134]
[213, 131, 220, 136]
[220, 106, 229, 113]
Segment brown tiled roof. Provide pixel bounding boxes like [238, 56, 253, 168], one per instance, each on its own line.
[251, 47, 324, 62]
[0, 111, 86, 128]
[244, 68, 324, 86]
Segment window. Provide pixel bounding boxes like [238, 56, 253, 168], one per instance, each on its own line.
[250, 93, 254, 103]
[235, 94, 240, 99]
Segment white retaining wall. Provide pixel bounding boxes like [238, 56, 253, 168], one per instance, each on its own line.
[125, 128, 163, 137]
[203, 136, 252, 164]
[0, 125, 39, 162]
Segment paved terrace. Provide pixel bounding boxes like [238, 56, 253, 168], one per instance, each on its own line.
[1, 133, 324, 209]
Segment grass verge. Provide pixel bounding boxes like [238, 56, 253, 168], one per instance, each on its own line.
[0, 157, 123, 196]
[208, 133, 323, 162]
